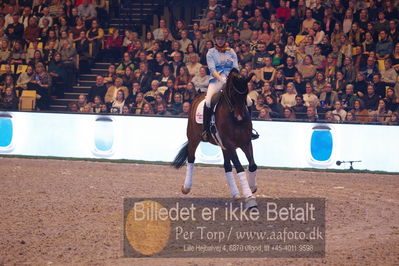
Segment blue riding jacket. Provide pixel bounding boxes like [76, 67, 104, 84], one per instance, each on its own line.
[206, 47, 239, 83]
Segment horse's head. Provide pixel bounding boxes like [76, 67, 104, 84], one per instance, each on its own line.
[224, 69, 255, 121]
[226, 69, 255, 95]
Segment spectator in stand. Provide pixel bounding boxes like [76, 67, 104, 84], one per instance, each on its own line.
[280, 82, 297, 107]
[157, 65, 174, 94]
[88, 75, 107, 102]
[137, 62, 153, 93]
[121, 66, 135, 88]
[252, 42, 269, 69]
[16, 65, 34, 95]
[59, 40, 77, 90]
[319, 83, 339, 111]
[178, 30, 192, 55]
[186, 53, 202, 78]
[303, 82, 319, 107]
[9, 41, 26, 65]
[48, 52, 67, 98]
[0, 40, 10, 64]
[200, 11, 217, 32]
[376, 30, 393, 61]
[105, 77, 129, 103]
[182, 82, 197, 103]
[71, 17, 86, 40]
[153, 19, 167, 41]
[297, 55, 317, 81]
[384, 87, 399, 112]
[301, 9, 316, 34]
[259, 56, 276, 83]
[362, 84, 380, 111]
[109, 89, 125, 114]
[381, 59, 397, 88]
[361, 56, 380, 82]
[192, 31, 206, 56]
[371, 74, 386, 99]
[23, 17, 40, 45]
[285, 8, 300, 36]
[169, 92, 183, 115]
[257, 107, 270, 120]
[292, 94, 307, 118]
[78, 0, 97, 27]
[0, 87, 18, 110]
[179, 101, 190, 117]
[86, 19, 103, 58]
[205, 0, 222, 20]
[276, 0, 290, 23]
[116, 52, 134, 76]
[156, 103, 172, 116]
[104, 28, 123, 63]
[332, 100, 347, 122]
[283, 107, 296, 121]
[191, 66, 209, 93]
[38, 8, 53, 28]
[264, 94, 283, 118]
[352, 99, 369, 123]
[306, 106, 318, 121]
[28, 62, 51, 110]
[341, 84, 358, 111]
[371, 99, 392, 124]
[6, 13, 24, 42]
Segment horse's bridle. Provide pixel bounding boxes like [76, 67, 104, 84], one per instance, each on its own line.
[222, 76, 248, 112]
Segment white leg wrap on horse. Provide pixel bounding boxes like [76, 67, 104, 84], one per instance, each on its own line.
[184, 163, 194, 188]
[237, 171, 252, 198]
[248, 170, 257, 190]
[246, 96, 253, 106]
[225, 172, 239, 197]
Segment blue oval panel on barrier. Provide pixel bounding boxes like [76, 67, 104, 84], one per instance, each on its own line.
[0, 117, 13, 148]
[94, 118, 113, 152]
[311, 127, 333, 161]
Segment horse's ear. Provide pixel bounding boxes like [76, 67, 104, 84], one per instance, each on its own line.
[231, 68, 239, 74]
[246, 73, 255, 83]
[228, 68, 239, 80]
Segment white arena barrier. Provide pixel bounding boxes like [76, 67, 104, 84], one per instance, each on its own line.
[0, 111, 398, 172]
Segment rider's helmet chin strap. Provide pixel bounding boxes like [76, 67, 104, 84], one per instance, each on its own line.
[215, 43, 229, 52]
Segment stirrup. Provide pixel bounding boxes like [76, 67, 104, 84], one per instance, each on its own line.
[251, 129, 259, 140]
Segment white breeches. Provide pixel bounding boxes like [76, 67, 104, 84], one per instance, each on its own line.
[205, 80, 224, 107]
[205, 80, 254, 108]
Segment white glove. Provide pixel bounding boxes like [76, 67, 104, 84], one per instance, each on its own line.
[219, 76, 227, 84]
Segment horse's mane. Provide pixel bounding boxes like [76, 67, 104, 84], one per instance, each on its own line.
[226, 68, 240, 90]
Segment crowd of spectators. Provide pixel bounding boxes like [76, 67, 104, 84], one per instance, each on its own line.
[0, 0, 398, 125]
[0, 0, 106, 110]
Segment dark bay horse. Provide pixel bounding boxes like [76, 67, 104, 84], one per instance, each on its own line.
[171, 69, 258, 208]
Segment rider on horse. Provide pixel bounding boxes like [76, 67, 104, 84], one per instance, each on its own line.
[202, 28, 259, 141]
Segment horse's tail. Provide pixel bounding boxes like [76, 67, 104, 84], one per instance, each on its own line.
[171, 141, 189, 169]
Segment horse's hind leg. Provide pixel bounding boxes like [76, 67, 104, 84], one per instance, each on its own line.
[182, 139, 200, 194]
[242, 142, 258, 193]
[222, 150, 239, 198]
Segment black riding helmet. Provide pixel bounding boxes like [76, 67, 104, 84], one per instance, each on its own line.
[214, 28, 227, 39]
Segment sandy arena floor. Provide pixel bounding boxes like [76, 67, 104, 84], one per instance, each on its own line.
[0, 158, 398, 265]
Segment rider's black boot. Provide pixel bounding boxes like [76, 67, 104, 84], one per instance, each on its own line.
[201, 105, 212, 141]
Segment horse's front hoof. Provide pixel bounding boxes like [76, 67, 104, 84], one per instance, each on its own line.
[181, 185, 191, 194]
[250, 186, 257, 194]
[245, 196, 258, 209]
